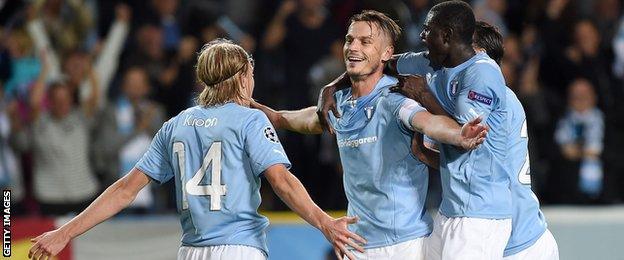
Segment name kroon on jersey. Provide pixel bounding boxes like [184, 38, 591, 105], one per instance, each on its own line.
[183, 115, 218, 127]
[337, 136, 378, 148]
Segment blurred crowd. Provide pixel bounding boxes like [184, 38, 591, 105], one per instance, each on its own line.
[1, 0, 624, 216]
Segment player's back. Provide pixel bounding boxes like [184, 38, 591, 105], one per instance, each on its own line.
[138, 103, 290, 255]
[505, 89, 547, 256]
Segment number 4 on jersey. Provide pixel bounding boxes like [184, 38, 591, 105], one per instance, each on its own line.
[173, 142, 227, 211]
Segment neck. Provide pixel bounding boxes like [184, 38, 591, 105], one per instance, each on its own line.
[349, 70, 384, 99]
[236, 97, 251, 107]
[445, 44, 476, 68]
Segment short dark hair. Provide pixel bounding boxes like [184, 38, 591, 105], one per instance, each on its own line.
[473, 21, 504, 64]
[430, 1, 475, 45]
[349, 10, 402, 47]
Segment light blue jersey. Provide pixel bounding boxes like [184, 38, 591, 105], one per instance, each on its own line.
[328, 75, 432, 249]
[398, 51, 546, 254]
[504, 89, 547, 256]
[135, 103, 291, 256]
[398, 51, 511, 218]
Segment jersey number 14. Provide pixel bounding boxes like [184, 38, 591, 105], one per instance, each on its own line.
[173, 141, 227, 211]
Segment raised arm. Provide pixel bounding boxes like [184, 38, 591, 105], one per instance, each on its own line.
[29, 50, 50, 121]
[250, 101, 323, 134]
[29, 168, 151, 259]
[262, 0, 296, 50]
[264, 164, 366, 260]
[89, 4, 130, 106]
[82, 67, 100, 118]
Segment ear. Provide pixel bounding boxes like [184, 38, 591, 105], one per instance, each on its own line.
[381, 45, 394, 62]
[442, 27, 453, 45]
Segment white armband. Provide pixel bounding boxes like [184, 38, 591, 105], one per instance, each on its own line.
[398, 99, 426, 131]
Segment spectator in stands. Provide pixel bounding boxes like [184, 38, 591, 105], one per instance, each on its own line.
[261, 0, 339, 206]
[402, 0, 432, 52]
[552, 79, 605, 203]
[474, 0, 509, 36]
[0, 84, 25, 213]
[262, 0, 338, 108]
[157, 36, 198, 118]
[28, 3, 130, 106]
[93, 67, 165, 211]
[30, 0, 94, 53]
[10, 58, 100, 215]
[3, 28, 40, 104]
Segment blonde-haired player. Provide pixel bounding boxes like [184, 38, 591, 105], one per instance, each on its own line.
[28, 39, 365, 260]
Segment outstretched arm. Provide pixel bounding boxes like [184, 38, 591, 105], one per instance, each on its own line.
[251, 101, 323, 134]
[29, 168, 151, 259]
[411, 112, 488, 150]
[264, 164, 366, 260]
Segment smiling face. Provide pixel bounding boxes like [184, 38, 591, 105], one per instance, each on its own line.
[344, 21, 393, 81]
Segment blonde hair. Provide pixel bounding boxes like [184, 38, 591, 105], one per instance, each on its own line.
[196, 39, 251, 107]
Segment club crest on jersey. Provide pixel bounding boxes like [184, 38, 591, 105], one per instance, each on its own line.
[364, 106, 374, 120]
[467, 90, 492, 105]
[450, 80, 459, 96]
[263, 126, 280, 143]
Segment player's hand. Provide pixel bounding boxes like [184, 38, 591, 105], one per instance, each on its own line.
[389, 74, 427, 102]
[316, 72, 349, 135]
[460, 117, 488, 150]
[115, 3, 131, 22]
[320, 216, 366, 260]
[29, 229, 71, 259]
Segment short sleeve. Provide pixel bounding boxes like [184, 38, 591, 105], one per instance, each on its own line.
[243, 111, 291, 176]
[454, 63, 504, 124]
[397, 98, 427, 131]
[397, 51, 431, 75]
[135, 119, 175, 184]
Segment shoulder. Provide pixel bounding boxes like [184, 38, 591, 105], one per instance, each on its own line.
[398, 51, 428, 62]
[464, 56, 504, 82]
[397, 51, 433, 75]
[589, 108, 605, 119]
[380, 87, 408, 114]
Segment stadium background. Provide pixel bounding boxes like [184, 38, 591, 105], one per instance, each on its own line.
[2, 0, 624, 259]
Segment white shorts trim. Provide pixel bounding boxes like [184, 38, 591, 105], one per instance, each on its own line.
[178, 245, 266, 260]
[425, 212, 512, 260]
[503, 229, 559, 260]
[346, 237, 426, 260]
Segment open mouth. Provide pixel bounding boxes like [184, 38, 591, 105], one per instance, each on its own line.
[346, 56, 365, 65]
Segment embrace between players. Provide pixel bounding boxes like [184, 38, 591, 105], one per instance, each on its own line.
[29, 1, 558, 260]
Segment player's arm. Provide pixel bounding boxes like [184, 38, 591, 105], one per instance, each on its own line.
[250, 101, 322, 134]
[390, 74, 449, 116]
[383, 54, 401, 76]
[29, 168, 151, 259]
[317, 72, 350, 134]
[399, 99, 487, 150]
[411, 111, 487, 150]
[264, 164, 366, 260]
